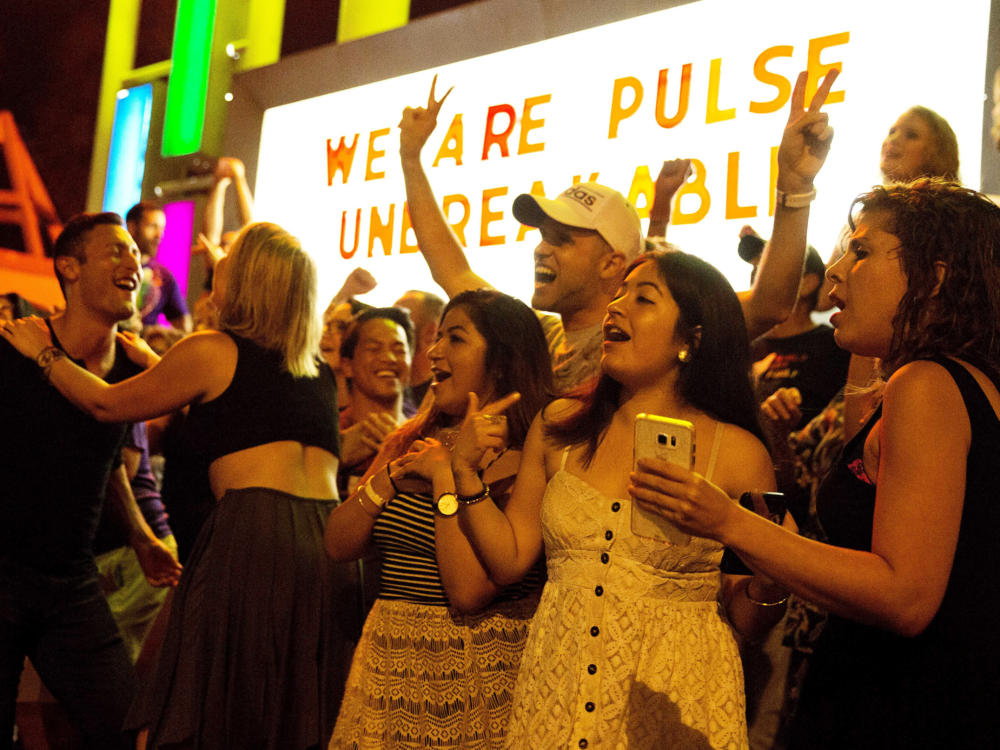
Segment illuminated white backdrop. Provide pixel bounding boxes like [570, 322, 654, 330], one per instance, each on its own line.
[254, 0, 991, 308]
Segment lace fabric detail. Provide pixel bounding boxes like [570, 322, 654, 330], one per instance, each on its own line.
[542, 471, 726, 577]
[504, 470, 748, 749]
[330, 597, 537, 750]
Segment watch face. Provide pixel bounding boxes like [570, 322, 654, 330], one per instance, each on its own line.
[437, 493, 459, 517]
[38, 349, 60, 368]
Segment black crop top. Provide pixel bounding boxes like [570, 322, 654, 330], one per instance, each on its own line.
[183, 332, 339, 463]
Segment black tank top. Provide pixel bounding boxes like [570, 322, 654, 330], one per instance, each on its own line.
[183, 332, 339, 463]
[791, 357, 1000, 749]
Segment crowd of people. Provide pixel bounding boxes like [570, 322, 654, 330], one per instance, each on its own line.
[2, 62, 1000, 750]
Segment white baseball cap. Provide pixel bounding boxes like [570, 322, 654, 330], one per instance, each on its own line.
[513, 182, 643, 262]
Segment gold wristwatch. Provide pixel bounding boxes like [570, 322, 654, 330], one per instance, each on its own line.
[436, 492, 459, 517]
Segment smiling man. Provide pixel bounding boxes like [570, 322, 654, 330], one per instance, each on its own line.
[510, 183, 641, 391]
[0, 212, 181, 749]
[337, 307, 414, 495]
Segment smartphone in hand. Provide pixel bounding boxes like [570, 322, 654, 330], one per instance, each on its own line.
[631, 414, 694, 546]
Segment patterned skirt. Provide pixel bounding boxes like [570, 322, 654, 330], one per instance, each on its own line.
[329, 595, 539, 750]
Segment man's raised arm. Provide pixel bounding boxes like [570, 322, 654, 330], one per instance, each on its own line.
[399, 76, 490, 298]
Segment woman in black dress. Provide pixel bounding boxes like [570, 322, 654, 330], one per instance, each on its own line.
[631, 180, 1000, 749]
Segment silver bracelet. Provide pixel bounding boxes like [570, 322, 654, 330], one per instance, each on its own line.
[745, 580, 789, 607]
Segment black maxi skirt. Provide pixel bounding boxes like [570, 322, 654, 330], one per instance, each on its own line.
[125, 487, 364, 749]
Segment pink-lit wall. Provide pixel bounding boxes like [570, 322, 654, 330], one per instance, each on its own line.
[155, 200, 194, 324]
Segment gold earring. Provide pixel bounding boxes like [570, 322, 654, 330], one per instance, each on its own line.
[678, 349, 690, 363]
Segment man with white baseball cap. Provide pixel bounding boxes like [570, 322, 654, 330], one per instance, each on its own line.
[400, 81, 641, 392]
[508, 182, 642, 391]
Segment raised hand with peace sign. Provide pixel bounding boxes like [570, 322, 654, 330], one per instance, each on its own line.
[397, 75, 493, 297]
[399, 74, 453, 162]
[740, 67, 840, 341]
[777, 68, 839, 194]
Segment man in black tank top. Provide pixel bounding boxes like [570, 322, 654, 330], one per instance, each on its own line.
[0, 213, 181, 749]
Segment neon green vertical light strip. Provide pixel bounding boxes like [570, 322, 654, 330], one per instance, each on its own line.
[162, 0, 217, 156]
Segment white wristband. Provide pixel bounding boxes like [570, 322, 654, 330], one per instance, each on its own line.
[775, 187, 817, 208]
[363, 479, 388, 510]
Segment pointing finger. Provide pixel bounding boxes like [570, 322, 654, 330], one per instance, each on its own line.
[436, 84, 453, 111]
[481, 391, 521, 416]
[462, 391, 481, 424]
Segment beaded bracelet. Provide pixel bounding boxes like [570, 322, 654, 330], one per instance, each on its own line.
[458, 483, 491, 506]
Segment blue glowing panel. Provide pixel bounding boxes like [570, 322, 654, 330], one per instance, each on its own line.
[103, 84, 153, 219]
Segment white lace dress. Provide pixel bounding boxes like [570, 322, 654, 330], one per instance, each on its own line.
[504, 446, 748, 749]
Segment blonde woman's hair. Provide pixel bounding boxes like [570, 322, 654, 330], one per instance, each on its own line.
[903, 106, 960, 181]
[217, 222, 321, 377]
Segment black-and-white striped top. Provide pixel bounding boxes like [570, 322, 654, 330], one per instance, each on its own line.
[372, 490, 544, 606]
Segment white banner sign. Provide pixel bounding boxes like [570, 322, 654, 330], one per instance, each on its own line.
[255, 0, 990, 308]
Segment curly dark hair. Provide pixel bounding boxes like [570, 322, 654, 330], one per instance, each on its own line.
[849, 179, 1000, 375]
[546, 250, 764, 465]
